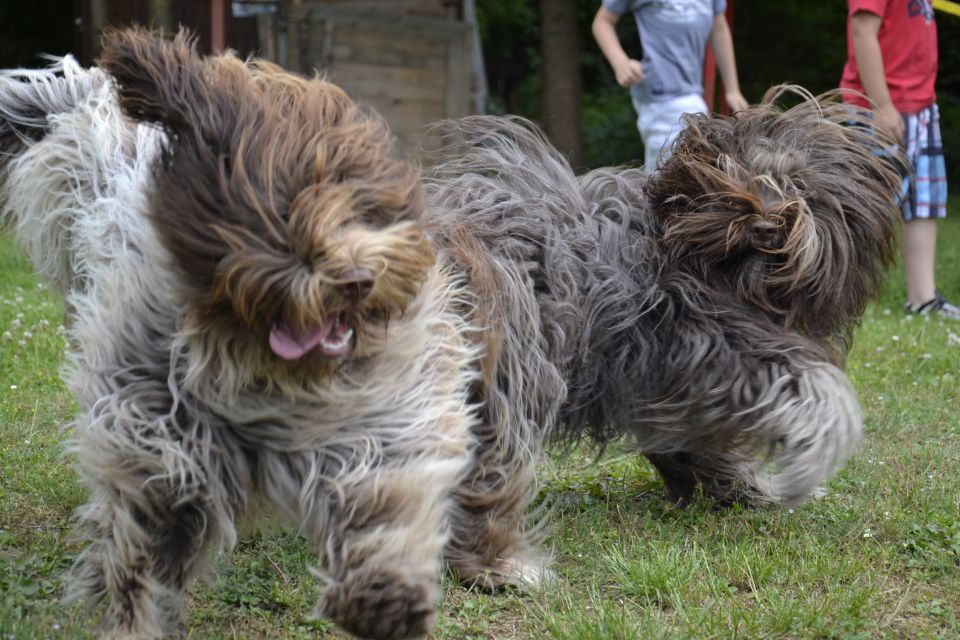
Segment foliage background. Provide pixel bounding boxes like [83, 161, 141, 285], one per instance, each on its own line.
[479, 1, 960, 178]
[3, 2, 960, 178]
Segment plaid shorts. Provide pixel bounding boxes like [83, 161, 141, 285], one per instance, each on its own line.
[900, 103, 948, 222]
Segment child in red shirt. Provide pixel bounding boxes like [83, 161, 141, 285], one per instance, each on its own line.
[841, 0, 959, 319]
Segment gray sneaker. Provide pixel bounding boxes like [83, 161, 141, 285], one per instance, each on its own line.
[904, 291, 960, 320]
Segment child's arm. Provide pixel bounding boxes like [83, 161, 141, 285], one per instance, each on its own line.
[592, 6, 644, 88]
[709, 14, 748, 112]
[849, 9, 904, 143]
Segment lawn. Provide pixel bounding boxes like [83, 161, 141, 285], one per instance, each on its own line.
[1, 211, 958, 639]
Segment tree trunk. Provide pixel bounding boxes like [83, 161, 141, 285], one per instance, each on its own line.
[539, 0, 583, 169]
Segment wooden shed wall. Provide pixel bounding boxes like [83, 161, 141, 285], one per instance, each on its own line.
[77, 0, 484, 160]
[259, 0, 481, 159]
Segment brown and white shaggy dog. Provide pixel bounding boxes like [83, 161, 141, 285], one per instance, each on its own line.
[0, 29, 544, 639]
[0, 25, 902, 639]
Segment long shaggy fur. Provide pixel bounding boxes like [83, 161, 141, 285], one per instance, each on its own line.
[425, 85, 901, 507]
[0, 29, 545, 640]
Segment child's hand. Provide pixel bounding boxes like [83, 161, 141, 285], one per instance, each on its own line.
[614, 59, 644, 88]
[725, 90, 749, 113]
[875, 103, 905, 145]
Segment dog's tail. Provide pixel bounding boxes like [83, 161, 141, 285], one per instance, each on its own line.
[0, 57, 114, 292]
[0, 56, 104, 191]
[763, 359, 862, 504]
[719, 351, 863, 505]
[0, 55, 161, 296]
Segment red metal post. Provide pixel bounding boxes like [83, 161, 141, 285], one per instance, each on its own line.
[704, 44, 717, 112]
[211, 0, 226, 53]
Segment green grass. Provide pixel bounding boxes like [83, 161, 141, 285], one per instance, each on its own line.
[1, 211, 958, 639]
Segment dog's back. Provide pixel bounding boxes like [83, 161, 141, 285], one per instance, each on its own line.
[425, 117, 589, 443]
[423, 116, 666, 445]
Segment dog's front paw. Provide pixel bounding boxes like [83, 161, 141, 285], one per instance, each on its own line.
[319, 569, 438, 640]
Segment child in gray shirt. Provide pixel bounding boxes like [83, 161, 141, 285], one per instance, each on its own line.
[592, 0, 747, 169]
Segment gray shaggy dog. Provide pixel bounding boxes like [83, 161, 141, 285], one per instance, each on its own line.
[0, 29, 547, 640]
[425, 85, 900, 507]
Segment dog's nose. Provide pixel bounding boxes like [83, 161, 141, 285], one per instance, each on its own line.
[336, 268, 376, 303]
[750, 219, 782, 249]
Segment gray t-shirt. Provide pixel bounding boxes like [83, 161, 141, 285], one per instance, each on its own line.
[602, 0, 725, 103]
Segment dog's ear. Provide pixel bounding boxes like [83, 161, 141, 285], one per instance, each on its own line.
[99, 27, 205, 134]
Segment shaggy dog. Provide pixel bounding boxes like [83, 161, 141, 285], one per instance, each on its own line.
[425, 85, 900, 506]
[1, 28, 900, 639]
[0, 29, 544, 640]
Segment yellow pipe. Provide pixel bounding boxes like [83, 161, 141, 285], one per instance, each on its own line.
[934, 0, 960, 18]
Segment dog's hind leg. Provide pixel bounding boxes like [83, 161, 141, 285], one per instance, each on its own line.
[644, 451, 774, 507]
[444, 421, 549, 590]
[644, 451, 702, 507]
[441, 324, 557, 590]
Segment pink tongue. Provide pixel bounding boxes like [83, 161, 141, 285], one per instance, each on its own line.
[269, 316, 337, 360]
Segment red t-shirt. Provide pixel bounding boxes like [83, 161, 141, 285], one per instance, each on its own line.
[840, 0, 938, 113]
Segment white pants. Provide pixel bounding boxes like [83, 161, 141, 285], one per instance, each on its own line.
[633, 93, 708, 171]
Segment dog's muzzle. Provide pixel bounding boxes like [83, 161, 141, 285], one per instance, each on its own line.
[749, 219, 784, 251]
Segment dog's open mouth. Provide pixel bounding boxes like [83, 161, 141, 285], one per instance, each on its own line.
[269, 312, 353, 360]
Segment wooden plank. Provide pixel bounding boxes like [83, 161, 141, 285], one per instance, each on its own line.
[257, 0, 476, 160]
[336, 83, 446, 111]
[284, 0, 306, 72]
[352, 98, 446, 132]
[444, 26, 470, 118]
[328, 62, 446, 92]
[320, 26, 448, 69]
[320, 61, 448, 145]
[256, 13, 277, 61]
[323, 60, 447, 85]
[326, 43, 447, 72]
[349, 95, 445, 122]
[304, 4, 469, 35]
[306, 0, 451, 18]
[302, 24, 448, 73]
